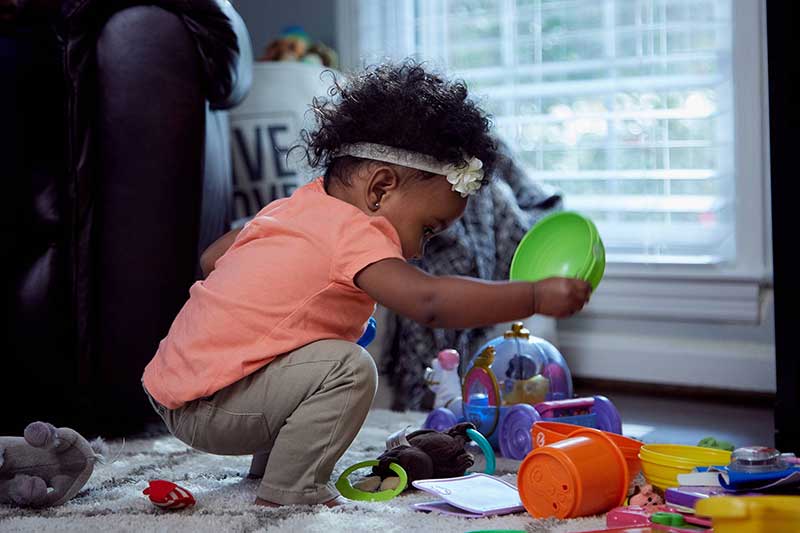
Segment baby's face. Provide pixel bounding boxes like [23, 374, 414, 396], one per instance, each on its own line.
[380, 177, 468, 260]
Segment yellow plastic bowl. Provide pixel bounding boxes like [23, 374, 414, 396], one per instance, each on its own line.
[638, 444, 731, 490]
[696, 496, 800, 533]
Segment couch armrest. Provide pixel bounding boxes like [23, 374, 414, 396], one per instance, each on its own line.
[93, 5, 206, 431]
[212, 0, 252, 110]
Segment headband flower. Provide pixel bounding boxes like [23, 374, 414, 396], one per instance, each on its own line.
[444, 156, 484, 198]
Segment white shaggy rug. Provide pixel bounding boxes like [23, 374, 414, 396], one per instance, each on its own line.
[0, 409, 606, 532]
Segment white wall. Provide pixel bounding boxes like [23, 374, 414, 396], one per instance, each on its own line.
[557, 288, 775, 392]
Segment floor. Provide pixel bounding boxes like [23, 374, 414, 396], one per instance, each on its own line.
[576, 386, 775, 447]
[0, 409, 607, 533]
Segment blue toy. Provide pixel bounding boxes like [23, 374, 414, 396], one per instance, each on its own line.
[703, 446, 800, 491]
[423, 322, 621, 460]
[357, 317, 377, 348]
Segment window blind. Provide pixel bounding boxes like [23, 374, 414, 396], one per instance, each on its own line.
[348, 0, 735, 264]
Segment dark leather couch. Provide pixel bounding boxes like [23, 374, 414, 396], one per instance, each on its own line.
[2, 0, 252, 437]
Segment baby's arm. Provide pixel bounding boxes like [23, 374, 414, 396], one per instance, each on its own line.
[200, 227, 243, 278]
[355, 258, 591, 329]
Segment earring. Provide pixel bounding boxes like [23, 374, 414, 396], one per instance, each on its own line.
[374, 202, 380, 208]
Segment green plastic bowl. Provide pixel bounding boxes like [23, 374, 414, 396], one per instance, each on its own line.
[509, 211, 606, 291]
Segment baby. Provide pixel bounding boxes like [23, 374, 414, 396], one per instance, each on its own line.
[141, 60, 590, 507]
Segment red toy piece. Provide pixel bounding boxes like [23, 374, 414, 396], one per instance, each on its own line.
[143, 480, 196, 510]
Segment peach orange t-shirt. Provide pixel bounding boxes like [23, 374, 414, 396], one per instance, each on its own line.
[142, 178, 404, 408]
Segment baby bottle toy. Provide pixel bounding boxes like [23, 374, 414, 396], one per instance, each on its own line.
[423, 322, 621, 460]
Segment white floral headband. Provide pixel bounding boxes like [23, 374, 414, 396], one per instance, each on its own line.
[333, 142, 484, 197]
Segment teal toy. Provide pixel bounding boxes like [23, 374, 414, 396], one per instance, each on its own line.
[510, 211, 605, 291]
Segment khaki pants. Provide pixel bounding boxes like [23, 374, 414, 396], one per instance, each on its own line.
[143, 340, 378, 504]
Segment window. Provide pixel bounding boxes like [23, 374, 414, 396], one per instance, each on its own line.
[338, 0, 752, 267]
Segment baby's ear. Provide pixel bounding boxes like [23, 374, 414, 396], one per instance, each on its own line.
[365, 166, 401, 209]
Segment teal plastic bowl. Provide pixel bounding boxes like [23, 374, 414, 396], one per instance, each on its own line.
[509, 211, 605, 291]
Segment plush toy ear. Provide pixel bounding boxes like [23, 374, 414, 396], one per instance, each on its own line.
[24, 422, 58, 449]
[4, 474, 48, 507]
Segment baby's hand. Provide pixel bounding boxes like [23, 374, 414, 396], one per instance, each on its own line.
[532, 278, 592, 318]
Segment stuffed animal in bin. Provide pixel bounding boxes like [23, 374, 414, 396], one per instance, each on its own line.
[0, 421, 105, 508]
[260, 26, 310, 62]
[305, 42, 337, 67]
[259, 25, 339, 68]
[354, 423, 476, 493]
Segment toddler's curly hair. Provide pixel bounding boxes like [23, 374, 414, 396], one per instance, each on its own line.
[302, 60, 497, 189]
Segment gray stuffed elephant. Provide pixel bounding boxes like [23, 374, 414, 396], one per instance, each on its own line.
[0, 421, 105, 507]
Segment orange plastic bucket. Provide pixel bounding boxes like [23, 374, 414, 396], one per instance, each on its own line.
[518, 428, 628, 519]
[531, 422, 643, 484]
[531, 421, 579, 448]
[571, 428, 642, 485]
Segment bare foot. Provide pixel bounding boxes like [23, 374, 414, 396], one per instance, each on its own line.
[254, 497, 281, 507]
[254, 495, 348, 508]
[321, 495, 348, 507]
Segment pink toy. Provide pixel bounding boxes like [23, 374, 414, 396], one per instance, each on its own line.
[628, 484, 664, 508]
[423, 350, 463, 417]
[438, 349, 459, 370]
[607, 505, 712, 531]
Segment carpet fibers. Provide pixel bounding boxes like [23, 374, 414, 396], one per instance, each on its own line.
[0, 409, 606, 532]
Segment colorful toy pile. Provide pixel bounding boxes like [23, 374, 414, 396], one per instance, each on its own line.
[518, 430, 800, 529]
[423, 322, 622, 460]
[419, 323, 800, 529]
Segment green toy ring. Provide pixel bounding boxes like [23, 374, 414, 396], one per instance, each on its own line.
[466, 428, 496, 475]
[335, 460, 408, 502]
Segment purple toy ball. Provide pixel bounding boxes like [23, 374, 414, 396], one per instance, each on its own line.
[423, 407, 459, 432]
[592, 395, 622, 434]
[498, 404, 541, 460]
